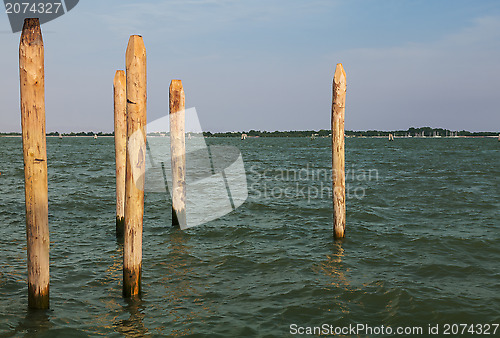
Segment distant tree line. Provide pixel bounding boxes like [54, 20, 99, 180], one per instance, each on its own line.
[0, 132, 116, 136]
[203, 127, 499, 138]
[52, 131, 114, 136]
[1, 128, 498, 137]
[203, 129, 332, 138]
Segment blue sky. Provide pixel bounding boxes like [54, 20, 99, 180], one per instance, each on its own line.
[1, 0, 499, 132]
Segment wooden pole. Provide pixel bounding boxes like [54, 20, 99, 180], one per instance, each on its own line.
[124, 35, 147, 297]
[332, 63, 346, 239]
[169, 80, 186, 228]
[19, 18, 50, 309]
[114, 70, 127, 238]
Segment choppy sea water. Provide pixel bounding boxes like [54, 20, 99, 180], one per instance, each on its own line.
[0, 136, 499, 337]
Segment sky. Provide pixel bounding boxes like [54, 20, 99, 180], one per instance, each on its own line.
[0, 0, 499, 133]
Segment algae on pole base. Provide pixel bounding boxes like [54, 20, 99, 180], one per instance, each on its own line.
[123, 35, 147, 297]
[114, 70, 127, 238]
[169, 80, 187, 229]
[331, 63, 346, 239]
[19, 18, 50, 309]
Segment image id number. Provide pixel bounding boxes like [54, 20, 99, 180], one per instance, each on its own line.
[5, 2, 63, 14]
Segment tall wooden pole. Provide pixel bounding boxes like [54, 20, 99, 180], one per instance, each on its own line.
[124, 35, 147, 297]
[169, 80, 186, 228]
[19, 18, 50, 309]
[114, 70, 127, 238]
[332, 63, 346, 239]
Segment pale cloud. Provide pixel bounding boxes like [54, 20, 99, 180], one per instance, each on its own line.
[335, 16, 500, 131]
[0, 2, 497, 133]
[95, 0, 338, 39]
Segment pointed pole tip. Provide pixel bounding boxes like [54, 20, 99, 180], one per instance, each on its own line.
[22, 18, 40, 30]
[170, 79, 183, 89]
[114, 70, 126, 85]
[334, 63, 346, 85]
[20, 18, 42, 45]
[126, 35, 145, 50]
[128, 35, 144, 44]
[125, 35, 146, 62]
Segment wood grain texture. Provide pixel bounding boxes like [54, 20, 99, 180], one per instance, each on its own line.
[114, 70, 127, 238]
[124, 35, 147, 297]
[19, 18, 49, 309]
[169, 80, 187, 229]
[332, 63, 346, 239]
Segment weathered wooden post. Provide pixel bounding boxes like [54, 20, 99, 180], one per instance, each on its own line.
[169, 80, 186, 228]
[332, 63, 346, 239]
[124, 35, 147, 297]
[114, 70, 127, 238]
[19, 18, 50, 309]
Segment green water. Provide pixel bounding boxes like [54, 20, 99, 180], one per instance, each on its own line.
[0, 137, 499, 337]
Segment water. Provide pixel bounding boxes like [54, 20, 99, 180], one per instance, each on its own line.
[0, 136, 499, 337]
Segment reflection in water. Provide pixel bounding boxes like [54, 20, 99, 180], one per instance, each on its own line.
[155, 230, 212, 336]
[318, 242, 350, 288]
[114, 298, 149, 337]
[4, 309, 52, 337]
[313, 241, 354, 316]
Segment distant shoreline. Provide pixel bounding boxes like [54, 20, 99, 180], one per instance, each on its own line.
[0, 135, 114, 138]
[0, 127, 498, 138]
[0, 135, 497, 139]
